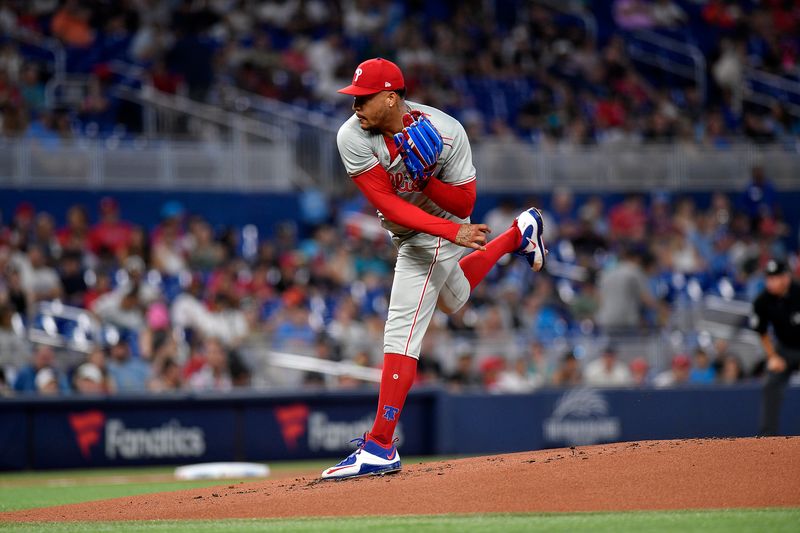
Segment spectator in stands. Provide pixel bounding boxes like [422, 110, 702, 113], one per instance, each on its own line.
[56, 204, 90, 253]
[34, 367, 60, 395]
[479, 356, 507, 392]
[8, 202, 35, 251]
[689, 348, 716, 384]
[58, 250, 86, 307]
[92, 283, 144, 333]
[739, 165, 777, 230]
[151, 210, 188, 277]
[524, 340, 552, 388]
[1, 104, 27, 138]
[16, 244, 62, 304]
[551, 351, 582, 387]
[83, 269, 111, 311]
[494, 357, 541, 393]
[139, 301, 176, 362]
[0, 368, 9, 397]
[446, 348, 481, 391]
[608, 194, 648, 243]
[85, 345, 115, 394]
[124, 254, 160, 306]
[614, 0, 655, 30]
[272, 292, 315, 352]
[0, 302, 29, 380]
[595, 245, 660, 335]
[584, 345, 634, 387]
[88, 197, 132, 262]
[327, 296, 368, 361]
[32, 212, 61, 261]
[149, 357, 183, 392]
[72, 362, 105, 394]
[18, 63, 46, 114]
[13, 344, 69, 394]
[653, 354, 692, 388]
[0, 43, 21, 82]
[186, 218, 225, 272]
[78, 75, 113, 131]
[718, 354, 744, 385]
[2, 263, 30, 318]
[629, 356, 650, 387]
[651, 0, 687, 29]
[187, 336, 232, 392]
[484, 197, 520, 240]
[51, 0, 95, 48]
[106, 338, 149, 392]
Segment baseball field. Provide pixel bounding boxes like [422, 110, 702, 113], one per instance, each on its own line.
[1, 437, 798, 532]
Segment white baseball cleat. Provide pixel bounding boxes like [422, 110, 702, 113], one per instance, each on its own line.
[514, 207, 547, 272]
[320, 434, 401, 480]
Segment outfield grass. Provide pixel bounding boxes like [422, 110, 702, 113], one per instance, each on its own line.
[0, 509, 798, 533]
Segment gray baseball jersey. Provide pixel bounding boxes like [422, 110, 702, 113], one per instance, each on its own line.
[336, 101, 475, 358]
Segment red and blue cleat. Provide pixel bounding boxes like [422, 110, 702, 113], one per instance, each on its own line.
[320, 433, 402, 480]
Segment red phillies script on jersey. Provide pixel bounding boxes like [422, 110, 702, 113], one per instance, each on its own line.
[338, 58, 405, 96]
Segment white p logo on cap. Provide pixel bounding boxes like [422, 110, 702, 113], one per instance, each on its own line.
[354, 68, 363, 82]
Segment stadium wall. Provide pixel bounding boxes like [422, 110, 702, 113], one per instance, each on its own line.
[1, 385, 798, 471]
[4, 189, 800, 245]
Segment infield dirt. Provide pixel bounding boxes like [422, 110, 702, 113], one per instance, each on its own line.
[2, 437, 799, 522]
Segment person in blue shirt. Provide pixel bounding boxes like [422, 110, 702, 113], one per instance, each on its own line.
[106, 338, 150, 392]
[688, 348, 717, 385]
[13, 344, 70, 394]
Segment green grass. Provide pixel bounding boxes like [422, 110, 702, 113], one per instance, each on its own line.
[0, 480, 246, 513]
[0, 460, 332, 513]
[0, 509, 798, 532]
[0, 457, 460, 513]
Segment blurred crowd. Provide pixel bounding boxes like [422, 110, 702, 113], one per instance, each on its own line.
[0, 163, 795, 396]
[0, 0, 799, 144]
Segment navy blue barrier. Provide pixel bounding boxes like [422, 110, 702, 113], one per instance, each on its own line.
[436, 385, 800, 455]
[5, 189, 800, 247]
[0, 385, 797, 470]
[0, 390, 437, 470]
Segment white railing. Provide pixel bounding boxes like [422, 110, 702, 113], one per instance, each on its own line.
[2, 139, 798, 193]
[263, 350, 381, 383]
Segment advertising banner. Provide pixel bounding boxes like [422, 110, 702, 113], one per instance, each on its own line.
[30, 404, 237, 469]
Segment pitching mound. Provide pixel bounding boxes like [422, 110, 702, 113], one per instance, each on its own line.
[3, 437, 799, 522]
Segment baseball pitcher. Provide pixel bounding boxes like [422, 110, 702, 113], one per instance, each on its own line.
[322, 58, 547, 479]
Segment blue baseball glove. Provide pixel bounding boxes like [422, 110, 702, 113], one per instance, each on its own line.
[393, 111, 444, 184]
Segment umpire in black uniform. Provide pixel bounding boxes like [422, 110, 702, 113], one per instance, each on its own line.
[751, 259, 800, 436]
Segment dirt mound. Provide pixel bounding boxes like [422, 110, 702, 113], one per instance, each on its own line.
[3, 437, 799, 522]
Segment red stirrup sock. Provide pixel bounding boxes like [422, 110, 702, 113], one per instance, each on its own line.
[369, 353, 417, 446]
[458, 225, 521, 290]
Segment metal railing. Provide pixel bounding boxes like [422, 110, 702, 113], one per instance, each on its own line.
[5, 28, 66, 80]
[536, 0, 598, 43]
[626, 29, 707, 102]
[745, 67, 800, 118]
[2, 138, 798, 192]
[213, 85, 341, 192]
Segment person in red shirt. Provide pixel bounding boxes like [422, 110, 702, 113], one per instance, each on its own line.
[57, 204, 90, 252]
[88, 197, 133, 260]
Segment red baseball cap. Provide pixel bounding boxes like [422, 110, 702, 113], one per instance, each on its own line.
[337, 58, 405, 96]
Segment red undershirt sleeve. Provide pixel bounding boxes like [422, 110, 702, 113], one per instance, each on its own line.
[352, 166, 461, 243]
[421, 178, 476, 219]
